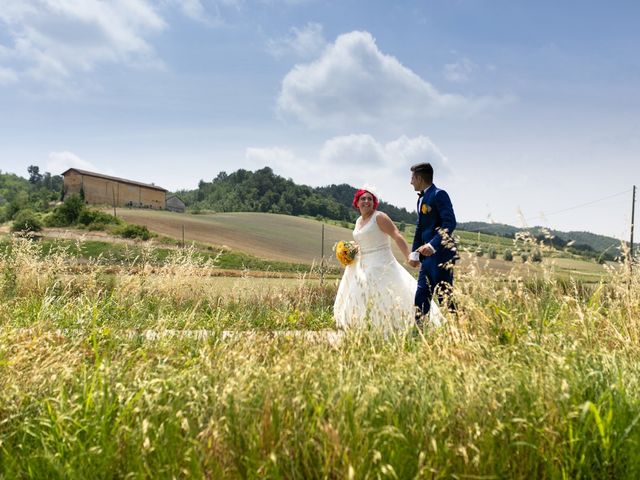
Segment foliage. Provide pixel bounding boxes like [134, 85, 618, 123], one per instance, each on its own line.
[0, 167, 63, 218]
[10, 209, 43, 233]
[531, 249, 543, 263]
[44, 194, 85, 227]
[177, 167, 416, 223]
[487, 246, 497, 259]
[503, 248, 513, 261]
[77, 209, 121, 229]
[116, 223, 153, 240]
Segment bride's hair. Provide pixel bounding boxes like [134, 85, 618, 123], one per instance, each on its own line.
[352, 189, 379, 210]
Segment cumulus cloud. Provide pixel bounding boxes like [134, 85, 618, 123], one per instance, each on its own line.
[443, 57, 477, 83]
[245, 133, 450, 208]
[47, 151, 98, 175]
[278, 31, 508, 128]
[0, 0, 167, 87]
[267, 22, 327, 58]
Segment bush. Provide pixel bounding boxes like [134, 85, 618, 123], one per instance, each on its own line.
[520, 252, 529, 263]
[475, 248, 484, 257]
[10, 209, 43, 234]
[78, 209, 120, 227]
[531, 249, 543, 263]
[44, 194, 85, 227]
[117, 223, 152, 241]
[503, 249, 513, 261]
[487, 247, 497, 259]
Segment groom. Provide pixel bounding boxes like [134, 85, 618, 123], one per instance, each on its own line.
[408, 162, 457, 327]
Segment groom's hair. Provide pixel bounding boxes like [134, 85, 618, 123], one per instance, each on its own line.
[411, 162, 433, 183]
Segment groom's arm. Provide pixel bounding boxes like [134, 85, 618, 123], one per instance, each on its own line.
[411, 216, 422, 252]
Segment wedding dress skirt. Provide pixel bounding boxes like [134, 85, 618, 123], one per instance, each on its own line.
[334, 211, 443, 333]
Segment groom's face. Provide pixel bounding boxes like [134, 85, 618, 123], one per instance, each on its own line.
[410, 172, 425, 191]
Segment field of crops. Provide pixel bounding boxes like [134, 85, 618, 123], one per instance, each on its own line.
[2, 236, 640, 478]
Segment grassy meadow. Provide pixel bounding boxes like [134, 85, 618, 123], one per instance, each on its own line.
[2, 233, 640, 479]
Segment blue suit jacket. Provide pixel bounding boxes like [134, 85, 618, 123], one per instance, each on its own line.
[412, 184, 457, 264]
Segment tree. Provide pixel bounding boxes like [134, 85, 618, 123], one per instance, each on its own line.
[27, 165, 43, 185]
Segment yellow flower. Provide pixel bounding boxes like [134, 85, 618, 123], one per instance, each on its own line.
[334, 240, 358, 266]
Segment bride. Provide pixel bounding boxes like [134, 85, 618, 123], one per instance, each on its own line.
[334, 188, 443, 333]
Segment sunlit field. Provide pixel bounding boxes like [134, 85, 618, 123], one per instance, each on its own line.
[2, 236, 640, 478]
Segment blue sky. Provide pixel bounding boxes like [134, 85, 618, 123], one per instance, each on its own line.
[1, 0, 639, 238]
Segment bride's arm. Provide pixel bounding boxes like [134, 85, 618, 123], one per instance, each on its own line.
[376, 212, 411, 260]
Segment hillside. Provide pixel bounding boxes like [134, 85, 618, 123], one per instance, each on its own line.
[113, 209, 356, 264]
[458, 221, 627, 261]
[176, 167, 415, 223]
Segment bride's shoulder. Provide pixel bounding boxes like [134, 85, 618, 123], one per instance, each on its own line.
[374, 210, 388, 222]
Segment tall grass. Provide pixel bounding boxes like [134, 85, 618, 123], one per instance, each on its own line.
[1, 236, 640, 478]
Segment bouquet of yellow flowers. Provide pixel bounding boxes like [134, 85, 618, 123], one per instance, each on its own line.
[334, 240, 358, 266]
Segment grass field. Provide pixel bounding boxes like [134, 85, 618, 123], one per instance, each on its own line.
[2, 235, 640, 478]
[107, 209, 609, 281]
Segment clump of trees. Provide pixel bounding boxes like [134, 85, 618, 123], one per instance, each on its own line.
[177, 167, 415, 223]
[0, 166, 63, 224]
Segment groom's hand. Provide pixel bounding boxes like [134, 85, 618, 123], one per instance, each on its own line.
[408, 260, 420, 268]
[417, 244, 435, 257]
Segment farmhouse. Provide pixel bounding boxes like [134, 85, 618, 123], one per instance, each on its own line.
[166, 194, 186, 213]
[62, 168, 167, 210]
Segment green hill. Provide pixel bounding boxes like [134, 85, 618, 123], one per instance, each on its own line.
[458, 221, 627, 261]
[176, 167, 415, 223]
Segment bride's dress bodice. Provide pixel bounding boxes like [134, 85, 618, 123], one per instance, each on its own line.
[353, 212, 394, 265]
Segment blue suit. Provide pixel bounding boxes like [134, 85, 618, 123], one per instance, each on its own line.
[412, 184, 457, 323]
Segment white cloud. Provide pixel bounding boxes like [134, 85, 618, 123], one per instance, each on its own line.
[443, 57, 476, 83]
[47, 151, 98, 175]
[0, 0, 167, 87]
[267, 22, 326, 58]
[245, 146, 297, 165]
[0, 67, 19, 85]
[245, 133, 450, 208]
[319, 134, 387, 166]
[163, 0, 241, 26]
[278, 30, 508, 128]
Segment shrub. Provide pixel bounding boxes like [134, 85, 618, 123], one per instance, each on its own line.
[10, 209, 43, 234]
[44, 194, 85, 227]
[475, 248, 484, 257]
[531, 249, 543, 263]
[503, 249, 513, 261]
[520, 251, 529, 263]
[487, 247, 497, 259]
[78, 209, 120, 227]
[117, 223, 152, 241]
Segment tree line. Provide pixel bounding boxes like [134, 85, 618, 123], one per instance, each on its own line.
[176, 167, 416, 223]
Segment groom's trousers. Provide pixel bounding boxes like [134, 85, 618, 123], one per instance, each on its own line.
[415, 257, 455, 327]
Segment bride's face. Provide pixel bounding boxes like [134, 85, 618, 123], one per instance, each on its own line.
[357, 193, 375, 215]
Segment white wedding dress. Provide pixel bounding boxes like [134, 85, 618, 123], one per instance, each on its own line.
[334, 211, 443, 334]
